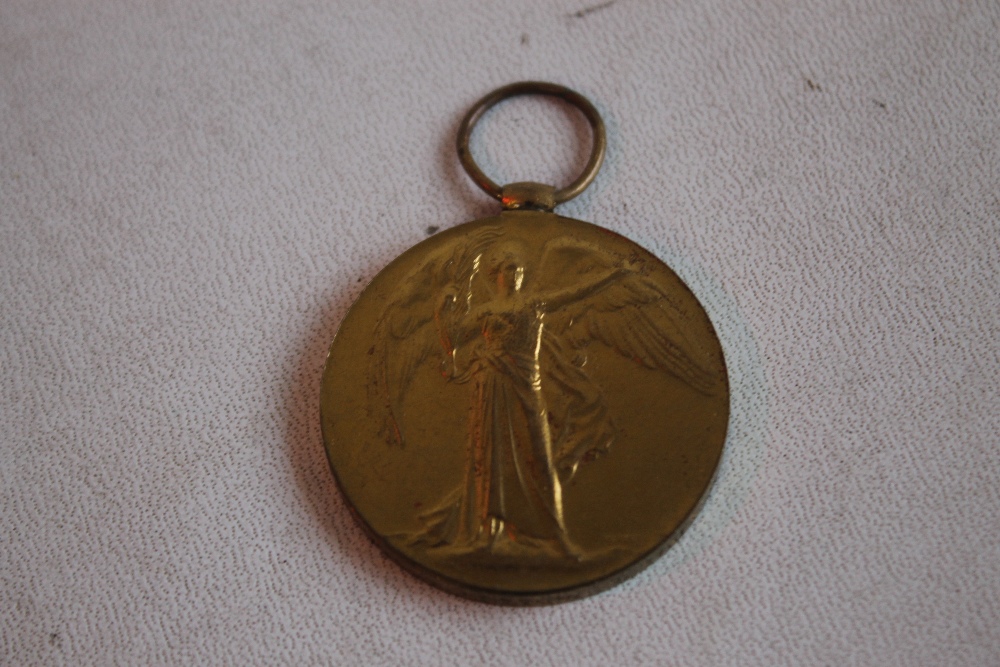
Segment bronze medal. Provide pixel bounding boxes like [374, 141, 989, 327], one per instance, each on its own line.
[321, 82, 730, 604]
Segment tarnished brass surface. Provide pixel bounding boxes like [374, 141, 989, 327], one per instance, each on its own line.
[321, 211, 729, 604]
[320, 82, 728, 604]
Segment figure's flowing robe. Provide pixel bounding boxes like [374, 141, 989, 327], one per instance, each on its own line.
[414, 308, 614, 552]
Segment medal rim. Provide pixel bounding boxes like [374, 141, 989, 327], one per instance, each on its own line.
[320, 210, 730, 605]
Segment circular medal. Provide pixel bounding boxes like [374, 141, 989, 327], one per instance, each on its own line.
[321, 82, 729, 604]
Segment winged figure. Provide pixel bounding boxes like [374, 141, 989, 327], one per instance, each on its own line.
[371, 226, 717, 559]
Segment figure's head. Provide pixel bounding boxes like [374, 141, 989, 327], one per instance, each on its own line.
[485, 242, 526, 295]
[495, 255, 524, 295]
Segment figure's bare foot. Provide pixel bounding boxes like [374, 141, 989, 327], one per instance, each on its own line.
[558, 537, 584, 562]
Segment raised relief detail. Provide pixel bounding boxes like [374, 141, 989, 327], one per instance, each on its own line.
[371, 227, 717, 561]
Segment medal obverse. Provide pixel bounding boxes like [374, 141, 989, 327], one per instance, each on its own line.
[321, 82, 729, 604]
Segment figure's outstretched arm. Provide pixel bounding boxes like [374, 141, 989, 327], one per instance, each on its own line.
[538, 267, 626, 311]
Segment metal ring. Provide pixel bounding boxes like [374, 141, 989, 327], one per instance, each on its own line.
[456, 81, 606, 206]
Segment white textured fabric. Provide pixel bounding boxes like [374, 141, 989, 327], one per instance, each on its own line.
[2, 1, 998, 664]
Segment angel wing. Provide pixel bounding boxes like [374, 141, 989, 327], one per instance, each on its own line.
[539, 237, 721, 395]
[370, 226, 503, 445]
